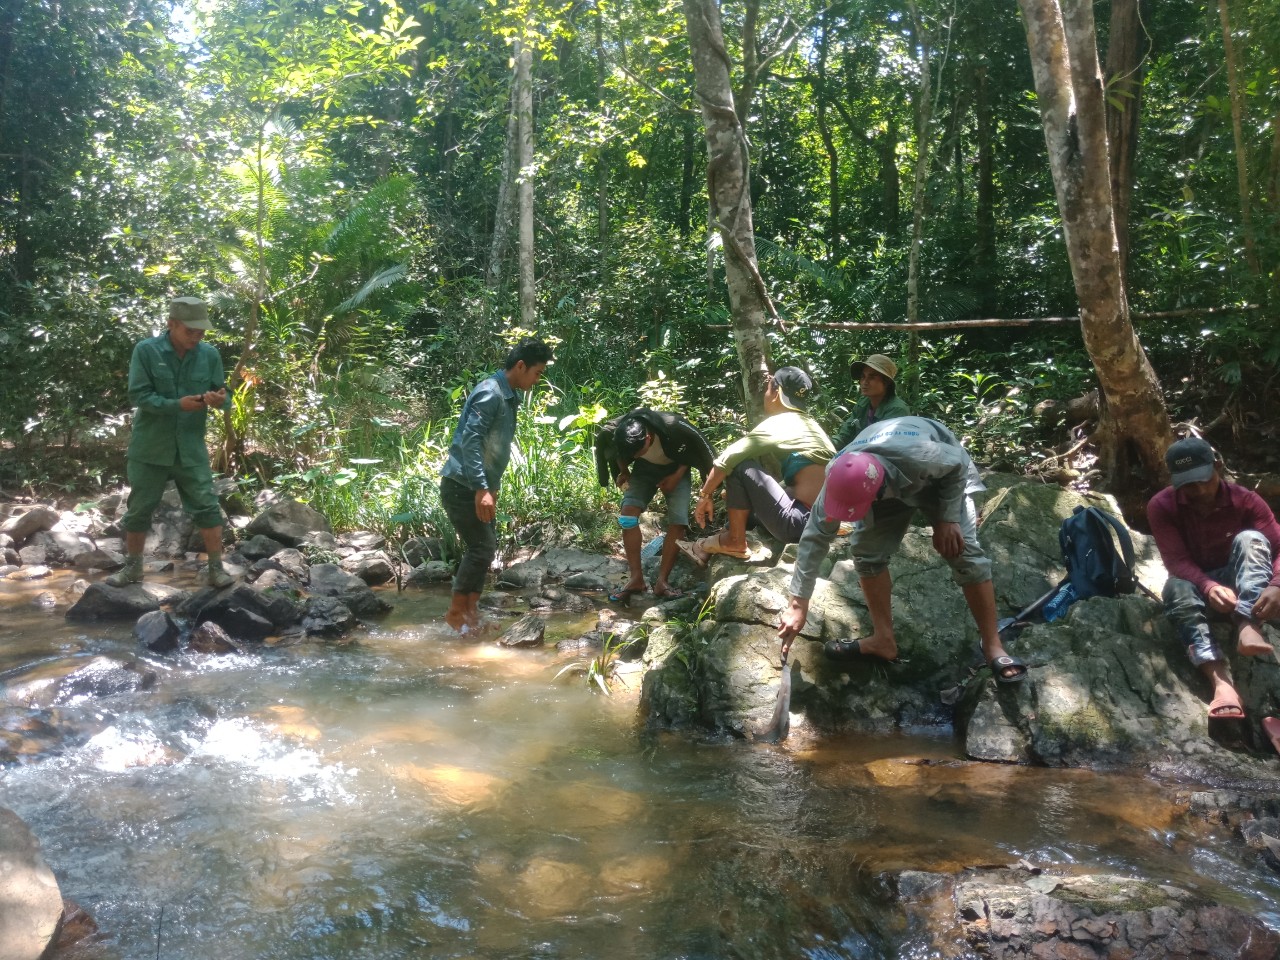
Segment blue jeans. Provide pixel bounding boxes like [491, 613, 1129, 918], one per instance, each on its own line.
[1163, 530, 1273, 666]
[440, 477, 497, 595]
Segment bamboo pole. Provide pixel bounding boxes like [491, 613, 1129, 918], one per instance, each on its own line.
[704, 304, 1260, 331]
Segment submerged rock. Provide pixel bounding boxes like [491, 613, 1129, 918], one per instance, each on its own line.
[498, 614, 546, 648]
[188, 622, 241, 655]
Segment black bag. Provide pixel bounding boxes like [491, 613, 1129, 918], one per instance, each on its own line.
[1059, 505, 1138, 600]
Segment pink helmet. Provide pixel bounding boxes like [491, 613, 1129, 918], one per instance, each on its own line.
[823, 452, 885, 522]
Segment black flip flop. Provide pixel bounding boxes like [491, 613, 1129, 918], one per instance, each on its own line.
[823, 638, 903, 664]
[989, 654, 1028, 684]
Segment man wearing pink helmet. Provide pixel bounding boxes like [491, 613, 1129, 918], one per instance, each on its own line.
[777, 415, 1026, 683]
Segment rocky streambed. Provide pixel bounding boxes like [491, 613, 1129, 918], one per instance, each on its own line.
[1, 479, 1280, 958]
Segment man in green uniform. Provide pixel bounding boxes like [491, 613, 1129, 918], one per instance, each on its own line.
[107, 297, 234, 588]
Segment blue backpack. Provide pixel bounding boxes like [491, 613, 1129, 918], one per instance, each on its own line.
[1059, 505, 1137, 601]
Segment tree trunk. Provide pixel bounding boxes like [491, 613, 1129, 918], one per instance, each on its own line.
[679, 117, 695, 240]
[594, 7, 608, 248]
[975, 58, 996, 313]
[1018, 0, 1172, 506]
[880, 119, 900, 230]
[683, 0, 772, 422]
[1217, 0, 1261, 277]
[515, 38, 536, 328]
[1104, 0, 1143, 288]
[486, 68, 518, 293]
[815, 10, 841, 257]
[904, 0, 936, 397]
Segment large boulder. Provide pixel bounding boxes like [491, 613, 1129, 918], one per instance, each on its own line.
[340, 549, 395, 586]
[638, 478, 1280, 772]
[0, 505, 60, 546]
[895, 864, 1280, 960]
[134, 610, 181, 654]
[65, 582, 189, 622]
[0, 806, 64, 960]
[244, 499, 332, 547]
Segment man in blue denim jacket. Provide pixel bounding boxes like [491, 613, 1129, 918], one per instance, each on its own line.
[440, 337, 552, 632]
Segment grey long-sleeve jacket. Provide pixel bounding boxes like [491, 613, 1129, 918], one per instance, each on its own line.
[790, 416, 985, 599]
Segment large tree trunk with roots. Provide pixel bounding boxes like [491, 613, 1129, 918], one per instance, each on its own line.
[1018, 0, 1172, 515]
[683, 0, 772, 423]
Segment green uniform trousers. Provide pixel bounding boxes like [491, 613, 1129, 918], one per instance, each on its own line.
[122, 459, 223, 533]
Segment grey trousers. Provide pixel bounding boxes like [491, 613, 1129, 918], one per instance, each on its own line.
[440, 477, 497, 595]
[723, 459, 811, 544]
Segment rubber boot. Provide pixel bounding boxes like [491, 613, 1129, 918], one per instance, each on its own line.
[105, 555, 144, 587]
[203, 553, 234, 589]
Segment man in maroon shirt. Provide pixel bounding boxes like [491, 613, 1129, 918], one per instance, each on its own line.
[1148, 437, 1280, 719]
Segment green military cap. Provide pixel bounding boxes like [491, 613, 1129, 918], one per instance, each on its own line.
[169, 296, 211, 330]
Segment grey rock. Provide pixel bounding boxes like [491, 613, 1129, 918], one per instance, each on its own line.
[0, 533, 10, 549]
[206, 606, 275, 643]
[564, 571, 606, 590]
[342, 530, 385, 551]
[244, 499, 332, 547]
[498, 614, 546, 648]
[17, 544, 46, 566]
[1, 549, 16, 565]
[499, 547, 628, 590]
[65, 582, 189, 622]
[73, 548, 125, 571]
[0, 805, 64, 960]
[407, 561, 453, 585]
[134, 610, 181, 654]
[193, 583, 302, 631]
[941, 867, 1280, 959]
[528, 585, 593, 614]
[0, 504, 60, 545]
[8, 565, 51, 582]
[239, 534, 288, 561]
[0, 565, 17, 578]
[30, 592, 57, 610]
[188, 621, 241, 655]
[401, 537, 444, 566]
[251, 568, 303, 594]
[250, 547, 309, 584]
[302, 596, 357, 637]
[308, 563, 391, 617]
[341, 550, 395, 586]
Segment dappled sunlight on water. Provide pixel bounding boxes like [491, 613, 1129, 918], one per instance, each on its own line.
[1, 577, 1279, 957]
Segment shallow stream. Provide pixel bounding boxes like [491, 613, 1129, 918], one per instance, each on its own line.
[2, 572, 1278, 959]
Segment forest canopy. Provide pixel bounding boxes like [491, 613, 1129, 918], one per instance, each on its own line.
[1, 0, 1277, 537]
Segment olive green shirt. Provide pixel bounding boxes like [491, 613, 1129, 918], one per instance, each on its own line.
[126, 333, 230, 468]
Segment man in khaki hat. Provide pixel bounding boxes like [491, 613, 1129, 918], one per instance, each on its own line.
[831, 354, 911, 449]
[107, 296, 234, 588]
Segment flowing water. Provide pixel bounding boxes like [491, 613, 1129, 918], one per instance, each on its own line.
[2, 572, 1278, 959]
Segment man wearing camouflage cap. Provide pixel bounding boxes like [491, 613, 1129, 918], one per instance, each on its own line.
[107, 297, 234, 588]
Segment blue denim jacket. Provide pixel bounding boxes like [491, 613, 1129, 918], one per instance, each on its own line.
[441, 370, 521, 492]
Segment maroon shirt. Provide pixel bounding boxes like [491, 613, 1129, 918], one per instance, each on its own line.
[1147, 481, 1280, 594]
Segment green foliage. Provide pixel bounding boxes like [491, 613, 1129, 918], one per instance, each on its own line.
[554, 629, 632, 695]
